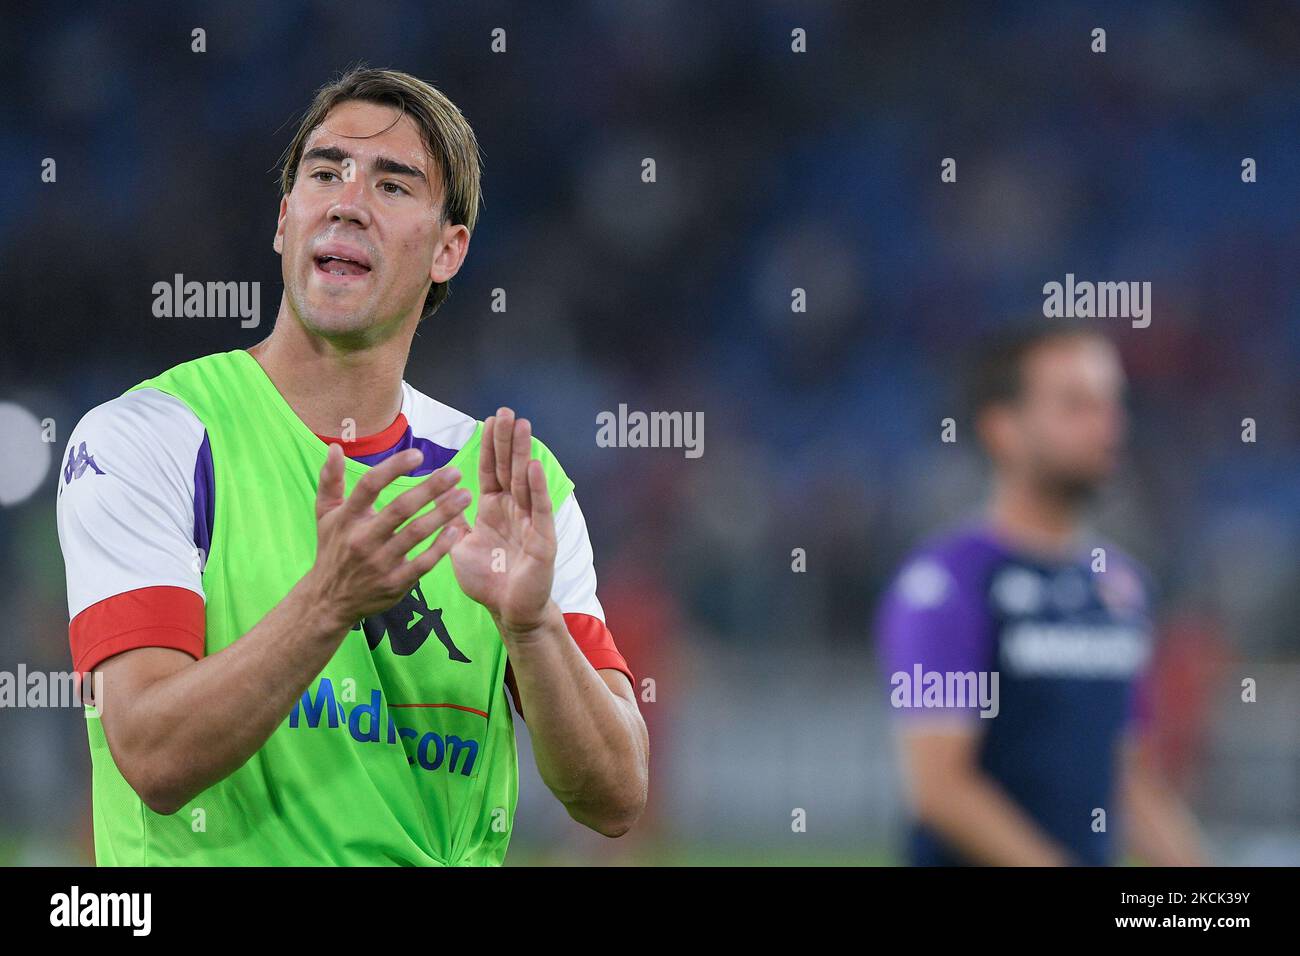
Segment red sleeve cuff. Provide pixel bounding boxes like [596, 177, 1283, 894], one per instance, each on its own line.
[563, 612, 634, 690]
[69, 586, 205, 673]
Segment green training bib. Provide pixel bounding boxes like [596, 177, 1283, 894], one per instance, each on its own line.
[86, 349, 573, 865]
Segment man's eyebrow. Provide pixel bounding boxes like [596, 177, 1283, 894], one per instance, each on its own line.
[301, 145, 427, 184]
[373, 156, 427, 182]
[302, 145, 350, 164]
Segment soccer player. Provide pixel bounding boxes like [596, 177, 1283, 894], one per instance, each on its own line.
[875, 326, 1205, 866]
[55, 67, 648, 865]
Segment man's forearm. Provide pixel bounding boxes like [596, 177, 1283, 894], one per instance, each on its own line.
[915, 769, 1073, 866]
[99, 572, 352, 814]
[498, 601, 648, 836]
[1123, 761, 1208, 866]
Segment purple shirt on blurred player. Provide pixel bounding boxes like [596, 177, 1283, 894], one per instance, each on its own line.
[876, 523, 1153, 865]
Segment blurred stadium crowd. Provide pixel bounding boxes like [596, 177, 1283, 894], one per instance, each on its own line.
[1, 1, 1296, 863]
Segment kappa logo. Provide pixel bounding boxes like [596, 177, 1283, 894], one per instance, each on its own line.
[352, 581, 470, 662]
[63, 442, 104, 484]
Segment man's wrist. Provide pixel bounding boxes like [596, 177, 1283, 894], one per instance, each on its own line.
[292, 570, 355, 640]
[494, 600, 564, 648]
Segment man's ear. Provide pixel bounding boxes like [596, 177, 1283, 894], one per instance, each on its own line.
[429, 222, 471, 285]
[978, 404, 1018, 462]
[273, 196, 288, 255]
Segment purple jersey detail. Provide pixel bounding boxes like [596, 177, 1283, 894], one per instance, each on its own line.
[191, 423, 462, 550]
[347, 426, 460, 476]
[876, 528, 1007, 699]
[192, 431, 214, 560]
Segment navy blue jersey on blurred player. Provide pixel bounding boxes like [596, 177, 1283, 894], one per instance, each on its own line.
[876, 524, 1153, 865]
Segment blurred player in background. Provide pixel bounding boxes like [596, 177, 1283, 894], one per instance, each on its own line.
[55, 67, 647, 865]
[875, 325, 1206, 866]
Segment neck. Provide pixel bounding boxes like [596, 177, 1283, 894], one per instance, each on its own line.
[247, 297, 412, 437]
[987, 474, 1083, 559]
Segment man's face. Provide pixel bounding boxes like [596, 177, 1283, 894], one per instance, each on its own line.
[274, 100, 465, 341]
[994, 335, 1128, 500]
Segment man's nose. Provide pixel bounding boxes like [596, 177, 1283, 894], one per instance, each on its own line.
[328, 178, 371, 227]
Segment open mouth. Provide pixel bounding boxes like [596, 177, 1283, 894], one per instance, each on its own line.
[314, 255, 371, 278]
